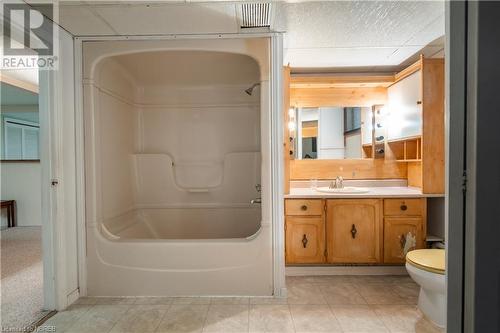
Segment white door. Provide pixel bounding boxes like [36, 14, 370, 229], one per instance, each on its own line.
[319, 107, 344, 159]
[39, 26, 79, 310]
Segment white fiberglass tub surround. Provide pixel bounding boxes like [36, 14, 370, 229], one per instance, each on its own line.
[83, 39, 273, 296]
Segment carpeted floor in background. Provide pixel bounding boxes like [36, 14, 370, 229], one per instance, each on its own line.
[1, 227, 48, 331]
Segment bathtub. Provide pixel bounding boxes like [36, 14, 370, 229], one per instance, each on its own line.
[86, 206, 271, 296]
[83, 38, 274, 297]
[102, 207, 262, 240]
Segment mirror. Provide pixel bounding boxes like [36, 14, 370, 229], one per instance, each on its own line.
[291, 106, 373, 160]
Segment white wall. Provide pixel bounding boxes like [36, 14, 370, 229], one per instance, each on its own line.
[0, 162, 41, 226]
[345, 133, 362, 158]
[318, 107, 344, 159]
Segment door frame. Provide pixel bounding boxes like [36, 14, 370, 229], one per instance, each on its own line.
[73, 32, 286, 298]
[445, 1, 467, 331]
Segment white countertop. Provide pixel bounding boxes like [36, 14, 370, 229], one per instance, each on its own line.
[285, 186, 444, 199]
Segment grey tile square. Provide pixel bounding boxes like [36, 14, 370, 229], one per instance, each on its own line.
[110, 305, 169, 333]
[203, 304, 249, 332]
[290, 304, 342, 332]
[249, 305, 294, 333]
[156, 304, 209, 333]
[287, 283, 327, 305]
[319, 283, 367, 305]
[331, 305, 389, 333]
[354, 283, 408, 305]
[372, 305, 444, 333]
[66, 305, 130, 333]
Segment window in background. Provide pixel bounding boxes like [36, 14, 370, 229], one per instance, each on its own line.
[3, 118, 39, 160]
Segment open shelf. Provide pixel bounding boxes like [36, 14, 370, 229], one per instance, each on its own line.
[362, 144, 373, 158]
[386, 136, 422, 162]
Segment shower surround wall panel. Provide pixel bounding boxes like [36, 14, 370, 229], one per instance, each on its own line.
[83, 39, 273, 296]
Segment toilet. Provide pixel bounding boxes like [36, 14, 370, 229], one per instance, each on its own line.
[405, 249, 446, 328]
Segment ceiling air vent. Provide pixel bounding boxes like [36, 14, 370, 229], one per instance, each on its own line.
[239, 3, 272, 29]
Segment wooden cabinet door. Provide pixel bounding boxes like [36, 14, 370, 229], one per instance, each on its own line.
[326, 199, 382, 263]
[384, 217, 424, 264]
[285, 216, 326, 264]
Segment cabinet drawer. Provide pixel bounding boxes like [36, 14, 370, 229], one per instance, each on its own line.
[384, 198, 425, 216]
[285, 216, 326, 264]
[285, 199, 323, 216]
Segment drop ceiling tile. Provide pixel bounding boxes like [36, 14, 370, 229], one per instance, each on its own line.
[404, 13, 445, 46]
[59, 5, 116, 35]
[91, 3, 238, 35]
[275, 1, 445, 49]
[284, 47, 400, 68]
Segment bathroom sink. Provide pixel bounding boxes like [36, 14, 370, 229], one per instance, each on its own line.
[315, 186, 370, 194]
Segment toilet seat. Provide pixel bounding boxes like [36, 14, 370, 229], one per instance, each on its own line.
[406, 249, 445, 275]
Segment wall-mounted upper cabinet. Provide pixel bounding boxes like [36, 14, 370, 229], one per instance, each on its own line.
[387, 70, 422, 141]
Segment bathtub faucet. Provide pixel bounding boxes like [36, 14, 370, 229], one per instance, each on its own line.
[251, 198, 262, 204]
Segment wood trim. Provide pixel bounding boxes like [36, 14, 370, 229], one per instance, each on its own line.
[290, 86, 388, 108]
[290, 159, 407, 180]
[290, 74, 395, 88]
[421, 58, 445, 193]
[0, 73, 39, 93]
[393, 57, 422, 84]
[283, 66, 292, 194]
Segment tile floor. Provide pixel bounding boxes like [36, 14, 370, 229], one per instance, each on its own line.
[40, 275, 444, 333]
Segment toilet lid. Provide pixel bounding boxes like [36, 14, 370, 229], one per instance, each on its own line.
[406, 249, 445, 275]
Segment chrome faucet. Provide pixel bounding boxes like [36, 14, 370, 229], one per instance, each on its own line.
[251, 184, 262, 204]
[329, 176, 344, 189]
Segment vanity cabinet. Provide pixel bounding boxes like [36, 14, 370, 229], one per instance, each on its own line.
[285, 199, 326, 264]
[326, 199, 383, 263]
[383, 198, 426, 264]
[284, 197, 426, 265]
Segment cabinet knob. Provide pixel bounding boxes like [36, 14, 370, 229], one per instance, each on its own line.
[300, 205, 308, 211]
[417, 101, 422, 105]
[302, 234, 308, 248]
[351, 224, 357, 239]
[400, 204, 408, 211]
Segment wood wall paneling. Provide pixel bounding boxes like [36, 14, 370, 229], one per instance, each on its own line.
[407, 162, 423, 187]
[421, 59, 445, 193]
[290, 159, 407, 180]
[290, 87, 387, 108]
[290, 75, 395, 88]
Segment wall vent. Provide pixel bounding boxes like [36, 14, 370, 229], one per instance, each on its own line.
[239, 3, 272, 29]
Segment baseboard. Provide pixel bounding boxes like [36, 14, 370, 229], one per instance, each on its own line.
[286, 265, 408, 276]
[67, 288, 80, 307]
